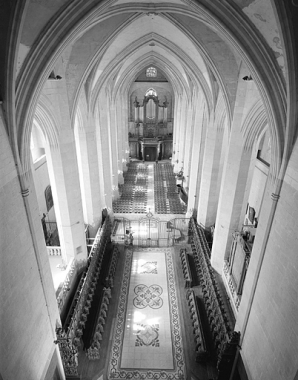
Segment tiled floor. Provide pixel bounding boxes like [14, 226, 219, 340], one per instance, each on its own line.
[108, 248, 185, 379]
[113, 160, 186, 216]
[78, 244, 218, 380]
[121, 251, 173, 370]
[146, 163, 155, 214]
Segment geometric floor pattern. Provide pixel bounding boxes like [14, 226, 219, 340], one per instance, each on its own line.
[113, 162, 148, 214]
[154, 163, 186, 214]
[108, 247, 185, 379]
[113, 160, 186, 215]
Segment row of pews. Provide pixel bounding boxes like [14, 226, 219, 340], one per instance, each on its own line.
[154, 163, 187, 214]
[86, 245, 119, 360]
[86, 288, 111, 359]
[55, 218, 119, 376]
[179, 248, 193, 288]
[113, 162, 148, 213]
[186, 289, 208, 362]
[189, 218, 240, 378]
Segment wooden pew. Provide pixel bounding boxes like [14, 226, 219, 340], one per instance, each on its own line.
[180, 248, 193, 288]
[186, 289, 208, 363]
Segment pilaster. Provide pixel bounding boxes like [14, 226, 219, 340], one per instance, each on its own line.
[108, 98, 120, 200]
[188, 96, 205, 213]
[176, 96, 187, 172]
[46, 132, 87, 264]
[211, 71, 257, 272]
[172, 95, 181, 168]
[116, 97, 124, 184]
[197, 112, 225, 227]
[182, 102, 195, 191]
[95, 100, 113, 209]
[75, 113, 102, 237]
[43, 80, 87, 263]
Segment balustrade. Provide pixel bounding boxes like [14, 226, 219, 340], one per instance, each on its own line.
[47, 246, 62, 256]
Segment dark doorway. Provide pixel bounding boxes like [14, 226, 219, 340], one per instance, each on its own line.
[158, 144, 163, 160]
[144, 146, 156, 161]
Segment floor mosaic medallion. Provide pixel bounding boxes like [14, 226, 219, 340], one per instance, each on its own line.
[108, 247, 185, 379]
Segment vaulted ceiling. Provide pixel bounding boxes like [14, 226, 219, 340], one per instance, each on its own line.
[2, 0, 297, 180]
[13, 0, 287, 127]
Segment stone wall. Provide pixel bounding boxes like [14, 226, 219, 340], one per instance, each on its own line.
[0, 111, 61, 379]
[237, 138, 298, 379]
[32, 155, 56, 223]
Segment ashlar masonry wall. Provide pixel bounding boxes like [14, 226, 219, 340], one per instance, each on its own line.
[238, 138, 298, 380]
[0, 111, 62, 379]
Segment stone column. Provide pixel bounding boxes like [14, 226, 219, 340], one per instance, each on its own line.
[183, 100, 196, 191]
[43, 80, 87, 263]
[187, 95, 206, 215]
[116, 97, 124, 184]
[141, 142, 144, 161]
[172, 94, 181, 168]
[123, 100, 129, 171]
[197, 111, 225, 228]
[211, 73, 258, 272]
[108, 98, 120, 200]
[45, 131, 87, 264]
[176, 96, 187, 173]
[95, 98, 113, 210]
[75, 113, 102, 237]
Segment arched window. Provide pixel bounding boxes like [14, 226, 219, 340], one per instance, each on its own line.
[145, 88, 157, 97]
[146, 67, 157, 77]
[45, 185, 54, 211]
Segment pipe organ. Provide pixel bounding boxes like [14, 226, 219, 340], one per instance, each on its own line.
[133, 95, 169, 137]
[130, 94, 172, 161]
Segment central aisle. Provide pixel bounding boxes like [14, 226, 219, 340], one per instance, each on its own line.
[108, 247, 185, 379]
[146, 163, 155, 213]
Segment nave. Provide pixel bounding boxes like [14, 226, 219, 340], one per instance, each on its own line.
[3, 2, 298, 379]
[53, 165, 236, 380]
[78, 244, 220, 380]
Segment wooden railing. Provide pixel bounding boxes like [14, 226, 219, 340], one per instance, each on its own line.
[189, 218, 240, 379]
[55, 217, 111, 377]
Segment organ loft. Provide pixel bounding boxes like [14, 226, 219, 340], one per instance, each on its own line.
[1, 2, 298, 380]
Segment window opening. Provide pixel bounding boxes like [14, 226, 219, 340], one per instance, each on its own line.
[146, 67, 157, 77]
